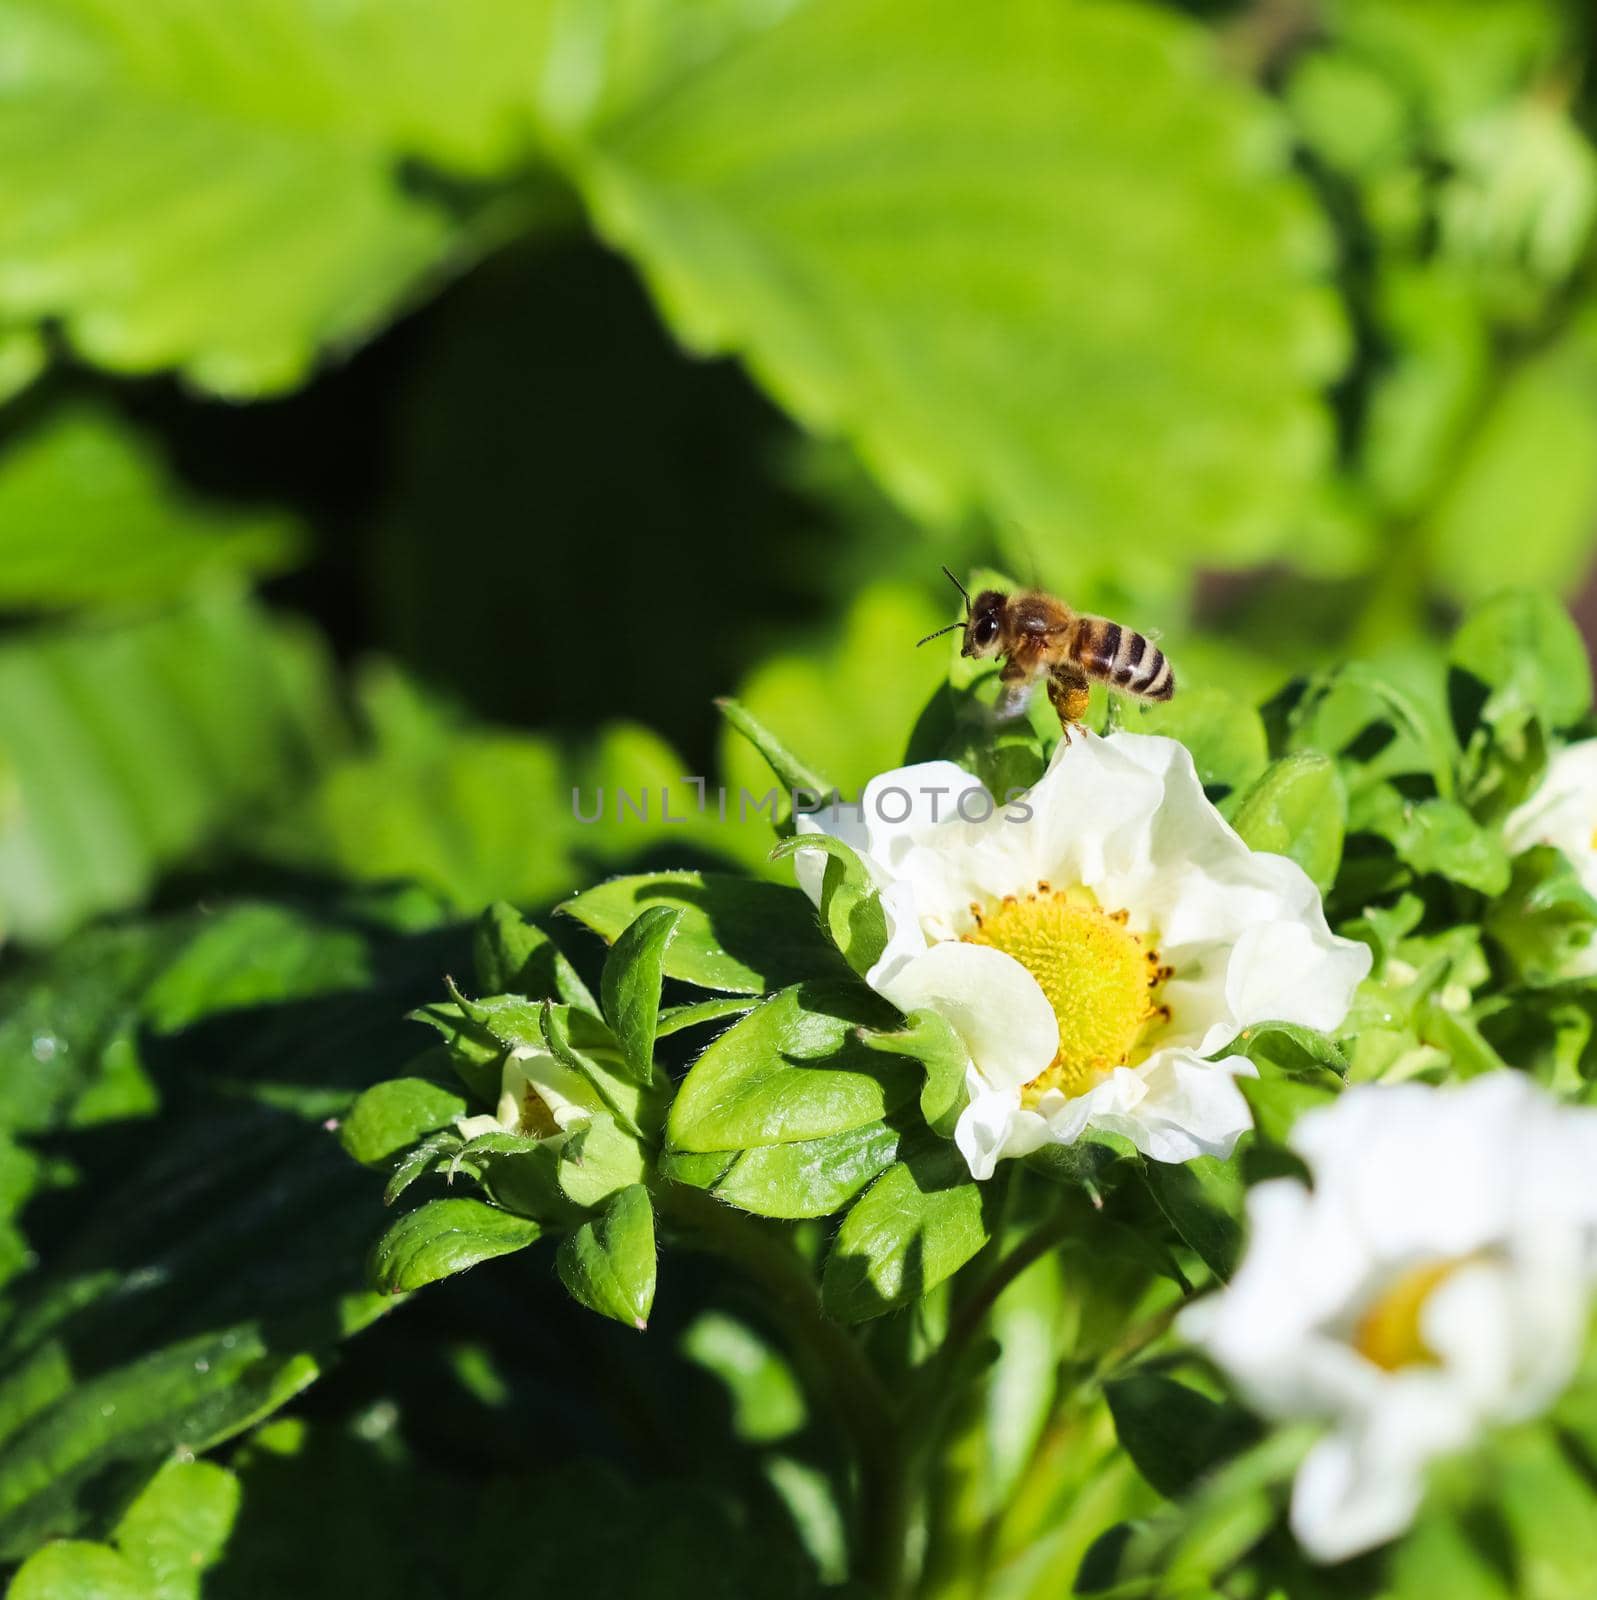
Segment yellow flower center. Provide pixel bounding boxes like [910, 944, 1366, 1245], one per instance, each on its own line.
[963, 883, 1167, 1103]
[518, 1085, 561, 1140]
[1352, 1259, 1462, 1371]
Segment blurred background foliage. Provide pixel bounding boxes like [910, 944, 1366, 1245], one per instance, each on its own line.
[3, 0, 1597, 940]
[4, 0, 1597, 1592]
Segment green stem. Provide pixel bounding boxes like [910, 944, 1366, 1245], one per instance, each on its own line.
[653, 1183, 906, 1594]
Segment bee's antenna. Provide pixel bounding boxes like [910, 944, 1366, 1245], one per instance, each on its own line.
[916, 621, 965, 648]
[940, 565, 972, 611]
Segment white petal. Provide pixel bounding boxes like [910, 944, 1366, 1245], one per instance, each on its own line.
[1100, 1050, 1257, 1164]
[879, 941, 1058, 1092]
[953, 1068, 1052, 1180]
[455, 1113, 503, 1141]
[1289, 1419, 1425, 1562]
[1505, 739, 1597, 898]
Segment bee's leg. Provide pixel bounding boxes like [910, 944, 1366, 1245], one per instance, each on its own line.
[1047, 666, 1092, 739]
[993, 659, 1034, 722]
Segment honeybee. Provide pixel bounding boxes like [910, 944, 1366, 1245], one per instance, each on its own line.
[919, 568, 1174, 730]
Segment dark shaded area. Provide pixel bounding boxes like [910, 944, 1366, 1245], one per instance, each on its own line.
[87, 233, 848, 775]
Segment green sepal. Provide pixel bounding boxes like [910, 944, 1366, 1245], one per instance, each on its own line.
[540, 1000, 665, 1140]
[599, 904, 682, 1082]
[339, 1076, 466, 1167]
[821, 1138, 997, 1323]
[1233, 1020, 1349, 1079]
[656, 996, 758, 1037]
[369, 1197, 541, 1294]
[406, 1001, 505, 1105]
[855, 1007, 969, 1134]
[556, 1184, 657, 1330]
[473, 902, 598, 1014]
[449, 1130, 579, 1222]
[383, 1131, 460, 1206]
[556, 1112, 649, 1211]
[715, 694, 835, 798]
[1231, 753, 1346, 893]
[770, 833, 887, 977]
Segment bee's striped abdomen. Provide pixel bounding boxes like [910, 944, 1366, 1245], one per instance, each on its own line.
[1073, 618, 1174, 702]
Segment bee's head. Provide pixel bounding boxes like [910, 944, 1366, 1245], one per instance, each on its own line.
[962, 591, 1007, 658]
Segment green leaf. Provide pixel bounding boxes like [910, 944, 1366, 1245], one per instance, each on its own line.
[1230, 753, 1347, 893]
[1387, 1501, 1516, 1600]
[715, 695, 835, 797]
[1105, 1373, 1257, 1501]
[339, 1078, 466, 1168]
[1238, 1076, 1339, 1148]
[561, 871, 846, 994]
[0, 407, 302, 611]
[1142, 1156, 1246, 1281]
[821, 1140, 994, 1322]
[0, 895, 477, 1558]
[1451, 590, 1593, 736]
[1358, 788, 1513, 894]
[268, 694, 575, 913]
[1487, 846, 1597, 987]
[713, 1121, 901, 1220]
[600, 905, 683, 1081]
[0, 326, 45, 406]
[1424, 311, 1597, 608]
[369, 1197, 541, 1294]
[0, 595, 343, 943]
[556, 1183, 657, 1329]
[579, 0, 1342, 571]
[1131, 687, 1270, 805]
[473, 902, 598, 1014]
[770, 835, 887, 978]
[107, 1458, 239, 1600]
[0, 0, 575, 395]
[679, 1312, 806, 1444]
[668, 980, 912, 1152]
[8, 1542, 147, 1600]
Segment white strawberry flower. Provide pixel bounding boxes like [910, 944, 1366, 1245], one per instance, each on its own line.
[456, 1048, 601, 1143]
[1504, 738, 1597, 975]
[792, 731, 1369, 1179]
[1182, 1073, 1597, 1562]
